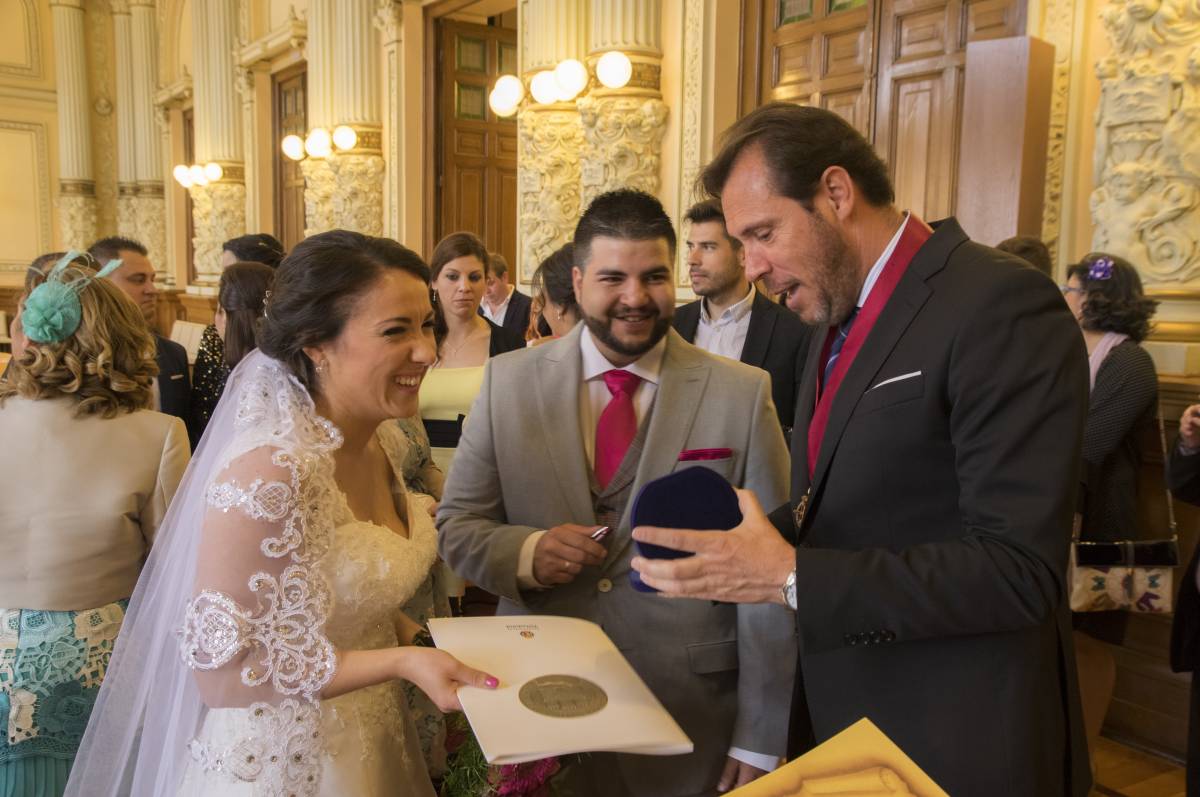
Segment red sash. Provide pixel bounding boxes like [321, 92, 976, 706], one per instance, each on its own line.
[807, 216, 932, 479]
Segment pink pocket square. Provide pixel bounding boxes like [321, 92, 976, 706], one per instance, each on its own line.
[678, 448, 733, 462]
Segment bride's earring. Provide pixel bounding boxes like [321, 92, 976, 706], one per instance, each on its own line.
[315, 359, 328, 376]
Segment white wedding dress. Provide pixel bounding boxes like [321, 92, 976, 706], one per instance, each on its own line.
[178, 472, 440, 797]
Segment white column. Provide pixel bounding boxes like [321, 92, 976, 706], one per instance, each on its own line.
[130, 0, 166, 280]
[303, 0, 384, 236]
[577, 0, 668, 208]
[189, 0, 246, 291]
[377, 1, 404, 240]
[113, 2, 138, 239]
[307, 0, 336, 130]
[50, 0, 97, 247]
[517, 0, 587, 281]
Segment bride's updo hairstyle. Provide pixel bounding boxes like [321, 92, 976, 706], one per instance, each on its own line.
[258, 229, 431, 392]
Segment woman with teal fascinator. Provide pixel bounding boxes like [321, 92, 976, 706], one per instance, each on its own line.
[0, 252, 190, 796]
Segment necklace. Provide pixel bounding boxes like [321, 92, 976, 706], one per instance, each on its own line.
[438, 323, 488, 363]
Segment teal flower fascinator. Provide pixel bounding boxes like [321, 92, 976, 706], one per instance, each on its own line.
[20, 251, 123, 344]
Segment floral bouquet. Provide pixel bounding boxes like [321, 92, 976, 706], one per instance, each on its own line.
[440, 713, 587, 797]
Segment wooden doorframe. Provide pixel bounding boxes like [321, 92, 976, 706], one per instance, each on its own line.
[271, 62, 307, 250]
[423, 0, 481, 259]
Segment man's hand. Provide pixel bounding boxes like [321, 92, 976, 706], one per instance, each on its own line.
[1181, 404, 1200, 449]
[631, 489, 795, 604]
[717, 757, 769, 792]
[532, 524, 608, 586]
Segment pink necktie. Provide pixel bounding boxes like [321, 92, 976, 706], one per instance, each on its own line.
[595, 369, 642, 489]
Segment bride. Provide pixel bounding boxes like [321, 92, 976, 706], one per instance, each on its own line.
[65, 230, 497, 796]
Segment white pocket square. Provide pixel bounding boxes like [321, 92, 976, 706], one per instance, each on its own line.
[868, 370, 921, 391]
[169, 374, 184, 380]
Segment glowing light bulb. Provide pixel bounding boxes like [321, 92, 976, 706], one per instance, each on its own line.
[530, 71, 561, 105]
[281, 134, 305, 160]
[305, 128, 332, 158]
[203, 162, 223, 182]
[596, 51, 633, 89]
[553, 59, 588, 101]
[172, 164, 193, 188]
[332, 125, 358, 151]
[189, 164, 209, 186]
[489, 75, 524, 116]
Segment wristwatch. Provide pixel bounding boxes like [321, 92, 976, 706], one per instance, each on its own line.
[780, 569, 797, 611]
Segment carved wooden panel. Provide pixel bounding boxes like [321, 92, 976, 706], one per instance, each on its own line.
[438, 19, 518, 272]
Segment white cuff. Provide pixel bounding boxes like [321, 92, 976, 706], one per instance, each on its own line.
[728, 746, 780, 773]
[1179, 441, 1200, 457]
[517, 530, 549, 590]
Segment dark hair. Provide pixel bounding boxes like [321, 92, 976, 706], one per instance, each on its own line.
[489, 253, 509, 279]
[684, 198, 741, 251]
[701, 103, 894, 209]
[88, 236, 148, 262]
[258, 229, 431, 391]
[218, 261, 275, 368]
[573, 189, 676, 269]
[429, 231, 490, 344]
[24, 251, 66, 295]
[222, 233, 285, 269]
[532, 243, 578, 317]
[996, 236, 1053, 277]
[1066, 253, 1158, 343]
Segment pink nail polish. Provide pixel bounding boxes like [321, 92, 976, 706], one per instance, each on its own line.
[485, 677, 499, 688]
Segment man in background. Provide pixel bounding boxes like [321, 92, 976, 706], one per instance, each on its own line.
[480, 252, 532, 338]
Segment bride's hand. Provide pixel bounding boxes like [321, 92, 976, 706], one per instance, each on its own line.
[398, 648, 498, 712]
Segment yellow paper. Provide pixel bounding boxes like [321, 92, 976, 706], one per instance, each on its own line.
[727, 718, 949, 797]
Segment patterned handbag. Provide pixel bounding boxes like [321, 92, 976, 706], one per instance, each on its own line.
[1069, 406, 1180, 613]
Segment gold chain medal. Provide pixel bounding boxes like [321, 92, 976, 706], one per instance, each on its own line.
[793, 487, 812, 530]
[519, 675, 609, 718]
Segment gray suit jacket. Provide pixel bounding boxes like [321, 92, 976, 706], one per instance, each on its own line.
[438, 327, 794, 797]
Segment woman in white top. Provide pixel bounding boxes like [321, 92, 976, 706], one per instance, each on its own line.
[0, 253, 190, 796]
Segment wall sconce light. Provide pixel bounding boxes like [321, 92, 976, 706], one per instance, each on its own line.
[332, 125, 358, 151]
[281, 134, 305, 161]
[203, 162, 223, 182]
[304, 127, 332, 159]
[172, 164, 193, 188]
[188, 164, 209, 186]
[596, 51, 633, 89]
[172, 162, 224, 187]
[488, 50, 632, 116]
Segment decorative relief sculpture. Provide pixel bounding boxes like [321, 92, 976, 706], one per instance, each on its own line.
[518, 107, 584, 280]
[301, 155, 385, 238]
[56, 194, 98, 250]
[1092, 0, 1200, 285]
[134, 192, 168, 283]
[1038, 0, 1080, 264]
[190, 181, 246, 286]
[117, 193, 138, 240]
[577, 94, 668, 209]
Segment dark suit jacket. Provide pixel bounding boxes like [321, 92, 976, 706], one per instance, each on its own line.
[770, 219, 1091, 796]
[1168, 446, 1200, 673]
[673, 290, 812, 436]
[156, 335, 192, 444]
[480, 289, 533, 339]
[487, 320, 525, 356]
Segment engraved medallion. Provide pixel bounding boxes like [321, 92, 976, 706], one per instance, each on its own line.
[793, 488, 812, 529]
[519, 674, 608, 718]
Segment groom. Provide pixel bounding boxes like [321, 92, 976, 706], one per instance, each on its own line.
[438, 189, 795, 797]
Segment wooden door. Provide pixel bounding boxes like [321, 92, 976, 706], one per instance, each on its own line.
[273, 67, 307, 252]
[874, 0, 1025, 219]
[436, 20, 518, 276]
[745, 0, 876, 138]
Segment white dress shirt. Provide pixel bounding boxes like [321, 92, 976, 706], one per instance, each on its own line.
[481, 285, 515, 326]
[516, 328, 777, 773]
[856, 213, 910, 309]
[693, 285, 756, 362]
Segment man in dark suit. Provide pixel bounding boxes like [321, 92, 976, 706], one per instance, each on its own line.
[631, 104, 1091, 796]
[1168, 404, 1200, 797]
[88, 237, 192, 432]
[480, 252, 532, 338]
[674, 198, 811, 436]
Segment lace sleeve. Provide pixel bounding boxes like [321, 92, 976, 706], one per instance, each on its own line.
[180, 445, 336, 708]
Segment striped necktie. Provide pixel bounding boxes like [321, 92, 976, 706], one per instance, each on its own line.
[822, 307, 860, 390]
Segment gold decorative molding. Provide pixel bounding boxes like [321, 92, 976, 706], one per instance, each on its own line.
[118, 183, 139, 197]
[1151, 320, 1200, 342]
[0, 0, 44, 80]
[237, 10, 307, 68]
[58, 180, 96, 197]
[135, 181, 164, 197]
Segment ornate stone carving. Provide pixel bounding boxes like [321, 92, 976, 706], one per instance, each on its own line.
[1038, 0, 1078, 265]
[300, 155, 385, 237]
[1091, 0, 1200, 285]
[134, 193, 168, 283]
[676, 0, 704, 284]
[576, 94, 668, 209]
[518, 107, 584, 282]
[190, 181, 246, 286]
[85, 0, 118, 238]
[117, 193, 137, 239]
[56, 194, 98, 249]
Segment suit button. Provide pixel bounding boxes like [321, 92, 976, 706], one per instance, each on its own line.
[597, 578, 613, 593]
[869, 631, 881, 644]
[883, 630, 896, 642]
[845, 634, 858, 646]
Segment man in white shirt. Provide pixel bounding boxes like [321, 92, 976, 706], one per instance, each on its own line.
[439, 189, 794, 796]
[479, 253, 532, 337]
[673, 200, 812, 437]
